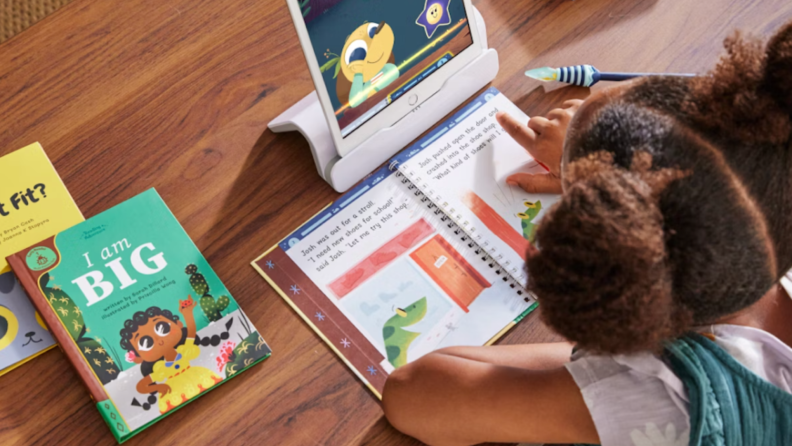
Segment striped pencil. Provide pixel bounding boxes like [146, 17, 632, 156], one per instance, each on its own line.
[525, 65, 696, 88]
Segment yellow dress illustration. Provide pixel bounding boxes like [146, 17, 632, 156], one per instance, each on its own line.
[150, 338, 222, 413]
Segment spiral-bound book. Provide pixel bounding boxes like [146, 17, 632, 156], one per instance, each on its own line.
[253, 87, 557, 396]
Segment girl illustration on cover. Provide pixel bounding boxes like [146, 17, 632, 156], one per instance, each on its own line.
[119, 296, 222, 414]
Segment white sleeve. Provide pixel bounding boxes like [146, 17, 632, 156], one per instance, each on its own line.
[565, 351, 692, 446]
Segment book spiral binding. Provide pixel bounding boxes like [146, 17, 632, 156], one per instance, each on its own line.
[392, 169, 532, 302]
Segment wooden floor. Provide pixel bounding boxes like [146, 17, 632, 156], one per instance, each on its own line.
[0, 0, 791, 445]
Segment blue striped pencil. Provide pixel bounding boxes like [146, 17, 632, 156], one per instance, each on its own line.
[525, 65, 696, 88]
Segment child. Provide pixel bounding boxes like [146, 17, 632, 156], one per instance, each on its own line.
[382, 21, 792, 446]
[119, 297, 222, 414]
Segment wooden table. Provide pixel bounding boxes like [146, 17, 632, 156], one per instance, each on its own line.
[1, 0, 790, 444]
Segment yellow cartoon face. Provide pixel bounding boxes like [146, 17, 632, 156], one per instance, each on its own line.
[340, 22, 395, 83]
[426, 3, 443, 25]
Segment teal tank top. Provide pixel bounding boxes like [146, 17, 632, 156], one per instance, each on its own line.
[664, 333, 792, 446]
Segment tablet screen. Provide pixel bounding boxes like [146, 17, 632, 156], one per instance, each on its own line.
[300, 0, 474, 138]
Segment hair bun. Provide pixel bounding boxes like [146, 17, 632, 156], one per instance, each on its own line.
[765, 21, 792, 114]
[528, 153, 690, 354]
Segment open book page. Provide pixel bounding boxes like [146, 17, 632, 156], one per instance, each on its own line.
[391, 88, 561, 285]
[254, 165, 534, 394]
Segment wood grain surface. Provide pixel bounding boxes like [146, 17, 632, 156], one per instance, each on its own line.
[1, 0, 791, 445]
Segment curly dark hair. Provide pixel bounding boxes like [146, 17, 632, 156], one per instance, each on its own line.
[119, 306, 189, 377]
[528, 21, 792, 354]
[119, 306, 181, 354]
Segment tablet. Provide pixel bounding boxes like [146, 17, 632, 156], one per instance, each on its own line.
[287, 0, 484, 157]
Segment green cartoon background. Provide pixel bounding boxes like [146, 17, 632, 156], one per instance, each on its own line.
[40, 189, 239, 376]
[305, 0, 470, 112]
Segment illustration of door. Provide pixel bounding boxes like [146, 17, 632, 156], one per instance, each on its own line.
[410, 235, 490, 312]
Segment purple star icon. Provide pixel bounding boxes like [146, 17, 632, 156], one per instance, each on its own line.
[416, 0, 452, 39]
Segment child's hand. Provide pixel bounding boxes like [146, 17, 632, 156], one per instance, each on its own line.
[178, 295, 197, 314]
[496, 99, 584, 194]
[156, 384, 172, 396]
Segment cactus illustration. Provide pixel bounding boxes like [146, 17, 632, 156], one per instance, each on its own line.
[185, 264, 230, 322]
[39, 273, 119, 384]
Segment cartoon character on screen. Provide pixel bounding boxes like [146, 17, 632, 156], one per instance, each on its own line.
[517, 200, 543, 243]
[322, 22, 400, 108]
[120, 297, 221, 414]
[416, 0, 452, 39]
[383, 297, 427, 368]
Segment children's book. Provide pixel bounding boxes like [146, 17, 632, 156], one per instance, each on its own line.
[8, 189, 271, 444]
[253, 87, 558, 396]
[0, 142, 84, 376]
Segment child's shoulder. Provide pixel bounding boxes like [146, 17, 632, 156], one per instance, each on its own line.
[566, 324, 792, 446]
[709, 324, 792, 386]
[566, 348, 690, 446]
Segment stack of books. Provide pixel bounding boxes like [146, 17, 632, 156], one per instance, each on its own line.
[0, 143, 271, 443]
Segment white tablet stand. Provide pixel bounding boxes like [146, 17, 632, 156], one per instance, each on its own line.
[268, 6, 499, 192]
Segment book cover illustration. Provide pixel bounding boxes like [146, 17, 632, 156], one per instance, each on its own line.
[254, 163, 534, 396]
[0, 142, 83, 376]
[391, 87, 563, 286]
[9, 189, 270, 443]
[0, 271, 54, 373]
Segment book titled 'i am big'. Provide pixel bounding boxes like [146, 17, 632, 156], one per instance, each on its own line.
[8, 189, 271, 443]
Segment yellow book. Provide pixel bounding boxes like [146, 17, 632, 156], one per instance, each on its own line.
[0, 142, 83, 376]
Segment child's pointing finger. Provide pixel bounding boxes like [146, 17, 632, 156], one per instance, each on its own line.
[497, 111, 537, 146]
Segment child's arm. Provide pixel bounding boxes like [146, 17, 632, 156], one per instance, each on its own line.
[179, 296, 198, 339]
[382, 343, 598, 446]
[136, 375, 170, 396]
[422, 342, 574, 370]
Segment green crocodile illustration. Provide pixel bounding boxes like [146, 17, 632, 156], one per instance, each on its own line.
[518, 200, 542, 242]
[382, 297, 427, 368]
